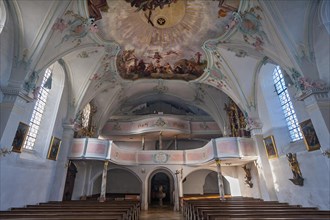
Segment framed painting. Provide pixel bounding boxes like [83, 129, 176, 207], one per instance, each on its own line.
[11, 122, 30, 153]
[300, 119, 321, 151]
[47, 136, 61, 160]
[263, 135, 278, 159]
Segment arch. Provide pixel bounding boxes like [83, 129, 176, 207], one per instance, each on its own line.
[0, 0, 6, 34]
[183, 168, 237, 196]
[147, 167, 175, 206]
[203, 171, 231, 195]
[91, 166, 142, 197]
[319, 0, 330, 35]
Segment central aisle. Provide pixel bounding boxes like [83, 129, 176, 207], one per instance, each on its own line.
[140, 205, 184, 220]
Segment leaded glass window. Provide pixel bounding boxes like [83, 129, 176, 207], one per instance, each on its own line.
[273, 66, 303, 141]
[23, 68, 52, 150]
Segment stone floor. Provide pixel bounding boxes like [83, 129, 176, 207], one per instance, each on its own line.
[139, 205, 184, 220]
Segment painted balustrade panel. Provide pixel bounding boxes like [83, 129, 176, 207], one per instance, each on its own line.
[238, 138, 256, 156]
[101, 116, 220, 136]
[70, 138, 86, 157]
[185, 141, 214, 164]
[102, 116, 190, 135]
[69, 137, 257, 164]
[215, 138, 240, 158]
[190, 121, 221, 134]
[110, 142, 137, 165]
[84, 139, 109, 159]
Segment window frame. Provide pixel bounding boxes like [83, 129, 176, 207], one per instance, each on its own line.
[23, 68, 52, 150]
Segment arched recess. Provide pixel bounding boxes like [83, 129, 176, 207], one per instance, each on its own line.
[92, 167, 142, 198]
[0, 0, 6, 34]
[183, 169, 233, 196]
[147, 168, 175, 206]
[203, 171, 231, 195]
[62, 161, 78, 201]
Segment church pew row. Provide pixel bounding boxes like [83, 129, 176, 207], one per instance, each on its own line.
[182, 197, 330, 220]
[183, 198, 288, 219]
[31, 200, 140, 219]
[0, 200, 140, 220]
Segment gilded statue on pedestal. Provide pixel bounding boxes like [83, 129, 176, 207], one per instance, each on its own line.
[286, 153, 304, 186]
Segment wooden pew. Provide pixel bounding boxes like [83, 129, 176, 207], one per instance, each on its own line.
[182, 196, 330, 220]
[0, 200, 141, 220]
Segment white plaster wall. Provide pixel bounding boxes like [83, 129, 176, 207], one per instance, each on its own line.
[0, 155, 56, 210]
[0, 67, 66, 210]
[183, 169, 211, 195]
[257, 63, 330, 210]
[270, 151, 330, 210]
[222, 166, 242, 196]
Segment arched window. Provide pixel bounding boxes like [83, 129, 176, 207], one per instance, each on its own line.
[273, 66, 303, 141]
[23, 68, 52, 150]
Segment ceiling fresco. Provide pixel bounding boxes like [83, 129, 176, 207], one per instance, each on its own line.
[96, 0, 239, 81]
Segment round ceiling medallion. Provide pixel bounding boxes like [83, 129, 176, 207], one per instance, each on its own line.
[139, 0, 186, 29]
[157, 17, 166, 26]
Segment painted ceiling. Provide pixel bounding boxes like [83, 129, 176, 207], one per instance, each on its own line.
[5, 0, 322, 141]
[97, 0, 239, 81]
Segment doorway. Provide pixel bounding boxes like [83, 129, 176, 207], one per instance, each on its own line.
[62, 161, 77, 201]
[148, 169, 174, 206]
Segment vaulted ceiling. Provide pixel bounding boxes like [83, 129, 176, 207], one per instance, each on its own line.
[1, 0, 322, 141]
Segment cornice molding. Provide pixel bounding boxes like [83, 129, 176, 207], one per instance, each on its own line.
[1, 86, 34, 103]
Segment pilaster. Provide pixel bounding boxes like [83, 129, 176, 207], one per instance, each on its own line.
[215, 158, 225, 200]
[48, 123, 75, 201]
[0, 86, 33, 147]
[99, 161, 109, 202]
[250, 127, 278, 201]
[297, 88, 330, 167]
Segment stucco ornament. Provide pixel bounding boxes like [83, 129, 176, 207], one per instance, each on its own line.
[230, 6, 268, 51]
[23, 71, 39, 94]
[71, 111, 83, 132]
[245, 117, 262, 131]
[53, 11, 98, 48]
[290, 68, 328, 99]
[153, 152, 169, 163]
